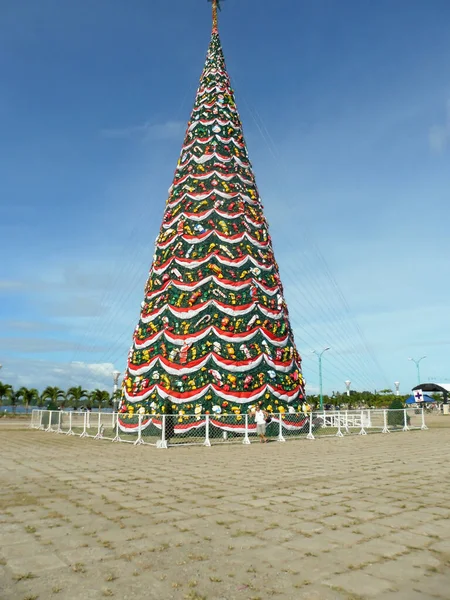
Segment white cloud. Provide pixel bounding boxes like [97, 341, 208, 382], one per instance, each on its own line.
[305, 384, 319, 395]
[429, 99, 450, 152]
[1, 359, 118, 392]
[0, 337, 108, 354]
[0, 320, 64, 332]
[46, 295, 105, 318]
[0, 280, 24, 291]
[102, 120, 185, 142]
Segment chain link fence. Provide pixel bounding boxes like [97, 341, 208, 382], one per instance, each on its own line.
[30, 407, 428, 448]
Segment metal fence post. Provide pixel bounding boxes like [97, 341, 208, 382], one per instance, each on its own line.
[45, 411, 52, 432]
[112, 413, 121, 442]
[94, 412, 102, 439]
[306, 410, 315, 440]
[344, 410, 349, 433]
[39, 410, 44, 430]
[80, 411, 88, 438]
[56, 410, 63, 433]
[95, 412, 105, 440]
[134, 414, 144, 445]
[243, 414, 251, 444]
[359, 409, 367, 435]
[421, 407, 428, 430]
[66, 411, 75, 435]
[203, 414, 211, 447]
[157, 415, 168, 449]
[277, 413, 286, 442]
[336, 410, 343, 437]
[382, 409, 390, 434]
[402, 409, 410, 431]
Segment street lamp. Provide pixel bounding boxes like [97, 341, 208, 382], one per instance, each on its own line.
[394, 381, 400, 396]
[408, 356, 426, 386]
[112, 371, 121, 413]
[345, 380, 351, 397]
[312, 347, 330, 410]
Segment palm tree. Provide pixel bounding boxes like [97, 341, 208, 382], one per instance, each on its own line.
[66, 386, 88, 410]
[112, 389, 122, 412]
[10, 389, 22, 414]
[0, 382, 13, 407]
[89, 389, 111, 411]
[41, 386, 65, 410]
[16, 387, 39, 414]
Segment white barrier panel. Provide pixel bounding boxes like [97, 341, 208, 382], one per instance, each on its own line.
[30, 407, 428, 449]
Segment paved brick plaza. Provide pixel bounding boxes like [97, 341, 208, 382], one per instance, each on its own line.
[1, 418, 449, 599]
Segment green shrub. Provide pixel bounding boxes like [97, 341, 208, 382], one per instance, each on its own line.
[388, 398, 408, 427]
[41, 406, 60, 426]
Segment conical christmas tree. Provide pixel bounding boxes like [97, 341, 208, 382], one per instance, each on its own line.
[120, 1, 306, 428]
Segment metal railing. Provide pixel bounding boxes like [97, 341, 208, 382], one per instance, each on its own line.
[30, 407, 427, 448]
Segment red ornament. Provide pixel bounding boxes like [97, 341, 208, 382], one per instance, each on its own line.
[179, 343, 191, 365]
[188, 290, 202, 306]
[244, 375, 254, 389]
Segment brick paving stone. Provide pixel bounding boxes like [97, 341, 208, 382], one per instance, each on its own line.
[371, 505, 405, 517]
[355, 538, 408, 559]
[380, 590, 439, 600]
[377, 510, 436, 529]
[347, 509, 379, 522]
[411, 520, 450, 538]
[323, 546, 380, 573]
[362, 551, 441, 582]
[7, 551, 67, 573]
[295, 521, 325, 534]
[324, 571, 395, 597]
[321, 528, 366, 547]
[351, 521, 397, 538]
[291, 584, 350, 599]
[320, 514, 355, 528]
[283, 534, 340, 554]
[410, 573, 450, 598]
[382, 530, 434, 550]
[256, 527, 295, 543]
[429, 539, 450, 554]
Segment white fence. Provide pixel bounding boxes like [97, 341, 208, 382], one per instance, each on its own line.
[30, 408, 427, 448]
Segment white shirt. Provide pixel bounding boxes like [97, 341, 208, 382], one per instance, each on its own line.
[254, 410, 266, 425]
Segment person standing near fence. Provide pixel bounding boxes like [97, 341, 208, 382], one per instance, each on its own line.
[164, 400, 175, 443]
[253, 405, 268, 443]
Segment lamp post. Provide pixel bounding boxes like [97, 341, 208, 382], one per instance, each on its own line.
[394, 381, 400, 396]
[408, 356, 426, 386]
[112, 371, 121, 412]
[345, 380, 351, 397]
[312, 347, 330, 410]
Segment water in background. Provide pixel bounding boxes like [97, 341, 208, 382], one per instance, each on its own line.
[1, 406, 113, 414]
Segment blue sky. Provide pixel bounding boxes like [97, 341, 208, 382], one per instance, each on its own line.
[1, 0, 449, 394]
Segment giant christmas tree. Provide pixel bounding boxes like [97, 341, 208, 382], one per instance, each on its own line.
[119, 0, 306, 430]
